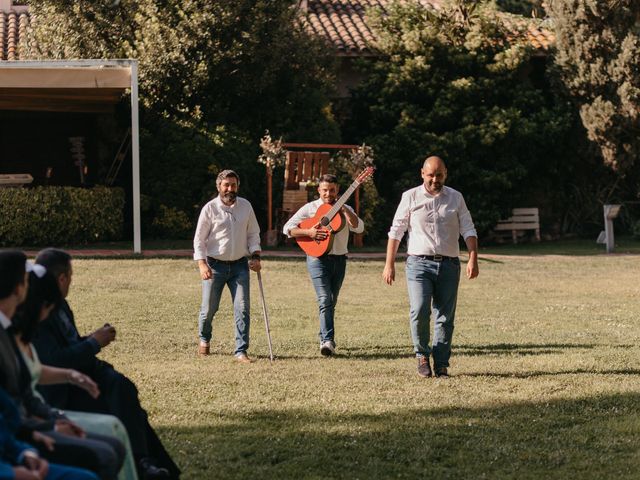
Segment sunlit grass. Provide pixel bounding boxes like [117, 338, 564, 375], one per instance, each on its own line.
[66, 255, 640, 479]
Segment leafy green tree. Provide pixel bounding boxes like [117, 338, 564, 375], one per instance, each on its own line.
[546, 0, 640, 172]
[496, 0, 544, 17]
[25, 0, 340, 236]
[348, 0, 576, 237]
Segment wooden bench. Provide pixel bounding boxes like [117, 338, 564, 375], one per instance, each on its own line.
[493, 208, 540, 244]
[0, 173, 33, 188]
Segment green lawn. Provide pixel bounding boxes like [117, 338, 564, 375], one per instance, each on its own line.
[66, 255, 640, 479]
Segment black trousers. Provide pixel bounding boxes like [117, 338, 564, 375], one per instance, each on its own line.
[37, 430, 125, 480]
[65, 362, 180, 478]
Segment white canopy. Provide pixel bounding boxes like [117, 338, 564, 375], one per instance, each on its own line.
[0, 60, 141, 253]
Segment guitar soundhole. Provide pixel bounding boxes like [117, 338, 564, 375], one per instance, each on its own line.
[320, 217, 330, 226]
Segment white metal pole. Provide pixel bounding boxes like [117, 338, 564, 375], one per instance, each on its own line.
[130, 61, 142, 254]
[604, 205, 614, 254]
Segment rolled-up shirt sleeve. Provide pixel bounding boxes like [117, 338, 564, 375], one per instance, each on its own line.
[283, 203, 314, 237]
[388, 192, 411, 241]
[247, 207, 261, 254]
[193, 206, 211, 261]
[458, 195, 477, 240]
[345, 205, 365, 234]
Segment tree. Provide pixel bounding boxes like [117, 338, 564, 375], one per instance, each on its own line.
[26, 0, 338, 140]
[496, 0, 544, 17]
[348, 0, 576, 237]
[546, 0, 640, 172]
[25, 0, 340, 236]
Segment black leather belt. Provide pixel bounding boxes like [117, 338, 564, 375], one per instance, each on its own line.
[412, 254, 457, 262]
[207, 256, 245, 265]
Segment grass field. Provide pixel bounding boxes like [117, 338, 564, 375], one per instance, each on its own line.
[66, 254, 640, 479]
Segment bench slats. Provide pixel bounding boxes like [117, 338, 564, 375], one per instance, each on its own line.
[493, 207, 540, 243]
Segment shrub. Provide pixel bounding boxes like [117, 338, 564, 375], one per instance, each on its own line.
[0, 186, 124, 246]
[144, 204, 193, 239]
[633, 220, 640, 241]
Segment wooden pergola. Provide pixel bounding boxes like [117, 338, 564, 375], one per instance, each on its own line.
[0, 59, 142, 253]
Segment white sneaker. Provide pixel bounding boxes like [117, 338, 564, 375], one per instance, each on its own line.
[320, 341, 335, 357]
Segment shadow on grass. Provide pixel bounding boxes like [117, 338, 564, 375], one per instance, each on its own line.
[456, 343, 597, 357]
[461, 368, 640, 378]
[163, 393, 640, 479]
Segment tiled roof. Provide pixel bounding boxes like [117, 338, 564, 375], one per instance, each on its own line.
[303, 0, 555, 56]
[0, 8, 30, 60]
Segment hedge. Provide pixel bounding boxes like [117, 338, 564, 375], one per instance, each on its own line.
[0, 186, 125, 246]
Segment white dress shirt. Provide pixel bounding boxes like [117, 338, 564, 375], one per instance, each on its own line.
[283, 199, 364, 255]
[193, 196, 261, 261]
[388, 185, 477, 258]
[0, 310, 11, 329]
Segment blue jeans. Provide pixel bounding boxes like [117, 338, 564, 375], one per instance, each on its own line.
[198, 258, 250, 355]
[405, 255, 461, 368]
[47, 463, 99, 480]
[306, 255, 347, 343]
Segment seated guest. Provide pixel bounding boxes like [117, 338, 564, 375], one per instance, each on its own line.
[33, 249, 180, 480]
[1, 385, 100, 480]
[13, 268, 138, 480]
[0, 250, 122, 480]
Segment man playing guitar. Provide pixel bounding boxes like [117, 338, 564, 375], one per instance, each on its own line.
[283, 174, 364, 356]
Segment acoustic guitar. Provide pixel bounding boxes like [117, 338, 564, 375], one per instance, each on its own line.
[296, 167, 375, 257]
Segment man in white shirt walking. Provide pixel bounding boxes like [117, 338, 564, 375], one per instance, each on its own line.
[383, 156, 479, 378]
[193, 170, 262, 363]
[283, 174, 364, 357]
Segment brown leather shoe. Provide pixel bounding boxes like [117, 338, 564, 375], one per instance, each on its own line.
[417, 356, 432, 378]
[435, 366, 449, 378]
[235, 353, 252, 364]
[198, 342, 210, 356]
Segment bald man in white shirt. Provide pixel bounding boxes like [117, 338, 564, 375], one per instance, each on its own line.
[283, 174, 364, 357]
[194, 169, 261, 363]
[383, 156, 479, 378]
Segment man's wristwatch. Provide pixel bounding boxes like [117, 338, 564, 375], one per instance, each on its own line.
[250, 253, 261, 261]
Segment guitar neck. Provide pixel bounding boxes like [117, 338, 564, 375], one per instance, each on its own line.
[323, 181, 360, 223]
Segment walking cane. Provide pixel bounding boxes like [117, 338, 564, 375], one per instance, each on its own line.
[256, 270, 274, 363]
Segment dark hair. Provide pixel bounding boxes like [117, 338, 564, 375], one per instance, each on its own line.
[319, 174, 338, 184]
[0, 250, 27, 299]
[35, 248, 72, 279]
[13, 271, 62, 342]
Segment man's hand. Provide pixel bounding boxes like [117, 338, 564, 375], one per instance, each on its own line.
[198, 259, 212, 280]
[68, 370, 100, 398]
[54, 419, 85, 438]
[22, 451, 49, 479]
[382, 264, 396, 285]
[466, 258, 479, 279]
[31, 431, 55, 451]
[307, 225, 329, 241]
[248, 258, 261, 272]
[13, 466, 41, 480]
[90, 324, 116, 348]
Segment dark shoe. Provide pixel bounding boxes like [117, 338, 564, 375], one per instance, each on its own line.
[417, 356, 432, 378]
[139, 458, 170, 479]
[435, 366, 449, 378]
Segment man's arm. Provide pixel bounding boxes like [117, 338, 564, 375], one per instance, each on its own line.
[458, 193, 479, 280]
[247, 204, 262, 272]
[342, 206, 364, 233]
[194, 204, 213, 280]
[32, 316, 98, 372]
[382, 238, 401, 285]
[283, 204, 326, 240]
[383, 191, 411, 285]
[464, 236, 479, 279]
